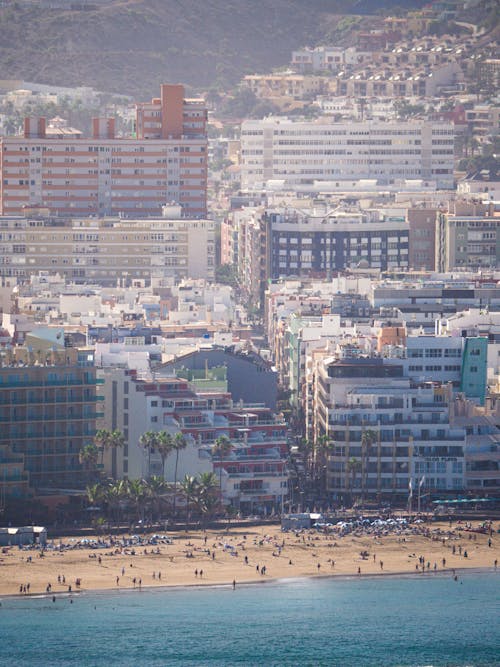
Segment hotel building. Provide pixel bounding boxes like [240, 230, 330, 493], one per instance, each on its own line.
[240, 118, 454, 190]
[0, 84, 208, 218]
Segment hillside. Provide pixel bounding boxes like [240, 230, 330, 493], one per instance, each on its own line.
[0, 0, 426, 99]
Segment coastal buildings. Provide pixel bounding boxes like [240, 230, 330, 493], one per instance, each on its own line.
[0, 346, 101, 490]
[98, 369, 288, 513]
[0, 84, 208, 217]
[240, 118, 455, 190]
[313, 357, 466, 502]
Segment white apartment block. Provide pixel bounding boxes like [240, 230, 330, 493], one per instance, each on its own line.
[240, 118, 454, 190]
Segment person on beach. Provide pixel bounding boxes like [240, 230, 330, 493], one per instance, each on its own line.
[232, 579, 236, 590]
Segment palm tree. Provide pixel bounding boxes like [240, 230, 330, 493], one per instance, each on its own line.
[346, 457, 362, 506]
[139, 430, 159, 480]
[79, 443, 100, 483]
[180, 474, 199, 529]
[172, 432, 188, 522]
[211, 435, 232, 503]
[145, 476, 168, 523]
[94, 429, 110, 466]
[86, 482, 105, 507]
[94, 428, 125, 468]
[197, 471, 220, 525]
[127, 479, 148, 526]
[155, 431, 173, 479]
[361, 429, 377, 506]
[103, 480, 127, 526]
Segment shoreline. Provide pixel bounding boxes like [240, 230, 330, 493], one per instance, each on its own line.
[1, 521, 497, 599]
[2, 566, 497, 602]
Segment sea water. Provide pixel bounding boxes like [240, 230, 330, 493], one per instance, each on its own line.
[1, 573, 499, 666]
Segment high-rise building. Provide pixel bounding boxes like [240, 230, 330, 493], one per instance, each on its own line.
[0, 204, 215, 285]
[0, 84, 207, 218]
[240, 118, 455, 190]
[0, 347, 101, 490]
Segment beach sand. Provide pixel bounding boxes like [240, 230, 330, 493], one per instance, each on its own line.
[1, 520, 498, 597]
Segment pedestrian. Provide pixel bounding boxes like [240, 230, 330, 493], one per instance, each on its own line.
[317, 563, 321, 571]
[116, 576, 119, 585]
[199, 570, 203, 578]
[380, 561, 383, 570]
[232, 579, 236, 590]
[358, 567, 361, 575]
[194, 569, 198, 577]
[494, 559, 497, 570]
[158, 571, 161, 580]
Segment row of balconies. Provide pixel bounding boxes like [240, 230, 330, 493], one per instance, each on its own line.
[0, 395, 103, 405]
[0, 412, 103, 423]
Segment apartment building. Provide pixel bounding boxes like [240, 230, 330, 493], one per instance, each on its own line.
[99, 369, 288, 513]
[240, 118, 454, 190]
[264, 206, 409, 278]
[0, 346, 101, 490]
[313, 358, 465, 502]
[0, 84, 208, 217]
[334, 62, 464, 98]
[291, 46, 346, 73]
[435, 205, 500, 271]
[241, 73, 327, 100]
[0, 204, 215, 284]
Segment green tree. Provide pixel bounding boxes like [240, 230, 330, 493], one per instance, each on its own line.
[94, 428, 125, 467]
[197, 471, 220, 524]
[211, 435, 232, 503]
[155, 431, 174, 479]
[172, 432, 188, 522]
[145, 476, 168, 522]
[346, 457, 362, 505]
[361, 429, 377, 506]
[139, 430, 159, 480]
[215, 263, 239, 287]
[79, 443, 100, 483]
[180, 474, 199, 528]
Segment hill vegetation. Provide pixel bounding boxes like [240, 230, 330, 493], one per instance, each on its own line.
[0, 0, 424, 99]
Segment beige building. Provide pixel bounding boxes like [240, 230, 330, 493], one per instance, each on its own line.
[241, 73, 328, 100]
[0, 204, 215, 285]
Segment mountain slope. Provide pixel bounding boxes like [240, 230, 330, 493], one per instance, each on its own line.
[0, 0, 424, 98]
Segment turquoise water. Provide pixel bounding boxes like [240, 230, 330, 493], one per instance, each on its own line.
[1, 573, 499, 666]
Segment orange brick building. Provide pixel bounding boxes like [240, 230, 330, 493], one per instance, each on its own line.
[0, 84, 207, 217]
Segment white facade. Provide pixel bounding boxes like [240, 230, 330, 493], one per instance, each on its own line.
[240, 118, 454, 190]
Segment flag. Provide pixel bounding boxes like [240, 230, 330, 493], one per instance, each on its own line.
[408, 478, 413, 499]
[419, 476, 426, 488]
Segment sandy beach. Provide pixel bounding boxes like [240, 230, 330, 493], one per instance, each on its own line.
[1, 520, 498, 597]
